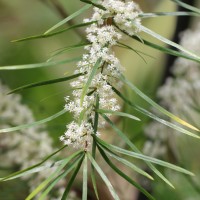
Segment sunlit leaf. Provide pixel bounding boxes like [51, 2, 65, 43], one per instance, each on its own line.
[119, 75, 200, 132]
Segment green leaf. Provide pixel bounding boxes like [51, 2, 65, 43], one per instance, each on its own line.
[45, 5, 93, 34]
[13, 21, 95, 42]
[82, 156, 88, 200]
[49, 42, 91, 61]
[112, 85, 200, 138]
[26, 151, 83, 200]
[114, 23, 200, 63]
[0, 145, 68, 181]
[98, 138, 194, 176]
[171, 0, 200, 15]
[111, 87, 199, 187]
[135, 106, 200, 139]
[8, 73, 83, 94]
[61, 155, 85, 200]
[101, 144, 154, 180]
[39, 155, 83, 200]
[97, 145, 156, 200]
[0, 57, 81, 70]
[119, 75, 200, 132]
[88, 153, 120, 200]
[117, 41, 155, 59]
[97, 109, 140, 121]
[94, 95, 100, 134]
[80, 58, 102, 106]
[137, 24, 200, 63]
[91, 143, 99, 200]
[100, 111, 174, 188]
[139, 11, 198, 18]
[91, 96, 100, 200]
[0, 109, 67, 133]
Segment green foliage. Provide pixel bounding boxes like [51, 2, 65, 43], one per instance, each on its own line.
[1, 0, 200, 199]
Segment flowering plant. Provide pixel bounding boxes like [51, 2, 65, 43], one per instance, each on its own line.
[1, 0, 200, 199]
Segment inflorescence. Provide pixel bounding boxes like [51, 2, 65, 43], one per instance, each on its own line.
[60, 0, 142, 150]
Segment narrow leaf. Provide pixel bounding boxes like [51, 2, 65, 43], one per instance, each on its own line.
[100, 109, 175, 187]
[97, 109, 140, 121]
[0, 109, 67, 133]
[135, 106, 200, 139]
[119, 75, 200, 132]
[82, 156, 88, 200]
[0, 57, 81, 70]
[61, 155, 85, 200]
[8, 73, 82, 94]
[90, 95, 100, 200]
[98, 139, 194, 176]
[26, 151, 83, 200]
[13, 21, 94, 42]
[171, 0, 200, 15]
[45, 5, 92, 34]
[139, 11, 198, 18]
[88, 153, 120, 200]
[49, 43, 91, 61]
[39, 156, 83, 200]
[80, 58, 102, 105]
[97, 145, 155, 200]
[117, 41, 155, 59]
[0, 145, 68, 181]
[114, 23, 200, 63]
[138, 24, 200, 62]
[101, 145, 154, 180]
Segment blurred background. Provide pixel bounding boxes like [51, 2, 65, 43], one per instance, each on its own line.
[0, 0, 200, 199]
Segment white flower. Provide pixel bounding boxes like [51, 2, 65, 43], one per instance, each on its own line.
[62, 0, 143, 150]
[61, 121, 97, 150]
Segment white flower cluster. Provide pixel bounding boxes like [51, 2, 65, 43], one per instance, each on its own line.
[143, 122, 168, 158]
[60, 121, 98, 149]
[143, 23, 200, 158]
[0, 81, 65, 199]
[0, 81, 53, 169]
[61, 0, 142, 149]
[90, 0, 142, 35]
